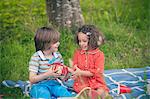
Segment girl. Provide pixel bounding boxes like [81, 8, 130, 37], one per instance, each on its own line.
[72, 25, 111, 98]
[29, 27, 73, 98]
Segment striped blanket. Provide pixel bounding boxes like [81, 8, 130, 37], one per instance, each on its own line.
[104, 66, 150, 99]
[2, 66, 150, 99]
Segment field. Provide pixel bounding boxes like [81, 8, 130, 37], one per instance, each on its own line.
[0, 0, 149, 98]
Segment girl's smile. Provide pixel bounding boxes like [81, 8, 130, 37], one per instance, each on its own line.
[78, 32, 89, 50]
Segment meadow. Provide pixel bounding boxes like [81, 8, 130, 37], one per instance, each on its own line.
[0, 0, 149, 98]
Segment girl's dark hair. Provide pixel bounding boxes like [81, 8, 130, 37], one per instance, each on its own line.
[34, 27, 60, 51]
[76, 25, 105, 50]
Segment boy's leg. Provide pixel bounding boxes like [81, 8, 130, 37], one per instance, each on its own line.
[30, 84, 52, 99]
[51, 85, 73, 97]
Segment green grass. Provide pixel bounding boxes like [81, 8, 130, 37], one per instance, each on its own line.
[0, 0, 149, 98]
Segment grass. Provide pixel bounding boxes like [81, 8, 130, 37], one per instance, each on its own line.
[0, 0, 149, 98]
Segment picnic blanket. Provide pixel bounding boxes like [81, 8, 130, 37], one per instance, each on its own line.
[1, 66, 150, 99]
[104, 66, 150, 99]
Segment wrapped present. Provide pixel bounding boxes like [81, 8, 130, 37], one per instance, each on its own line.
[48, 63, 71, 81]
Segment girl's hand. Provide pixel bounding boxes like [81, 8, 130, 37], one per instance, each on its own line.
[71, 65, 94, 78]
[72, 66, 82, 78]
[68, 67, 74, 73]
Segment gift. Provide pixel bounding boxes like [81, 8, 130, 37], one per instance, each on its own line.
[48, 63, 71, 81]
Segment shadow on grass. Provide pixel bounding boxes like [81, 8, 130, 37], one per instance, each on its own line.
[0, 86, 29, 99]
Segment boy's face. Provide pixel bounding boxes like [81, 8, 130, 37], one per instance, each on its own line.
[50, 41, 60, 52]
[78, 32, 89, 50]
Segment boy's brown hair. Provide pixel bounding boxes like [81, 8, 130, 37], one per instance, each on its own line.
[76, 25, 105, 50]
[34, 27, 60, 51]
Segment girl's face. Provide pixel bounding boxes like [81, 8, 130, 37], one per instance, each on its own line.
[78, 32, 89, 50]
[50, 41, 60, 52]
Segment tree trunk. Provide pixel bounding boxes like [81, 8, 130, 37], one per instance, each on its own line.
[46, 0, 84, 28]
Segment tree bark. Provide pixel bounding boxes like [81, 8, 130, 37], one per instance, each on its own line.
[46, 0, 84, 28]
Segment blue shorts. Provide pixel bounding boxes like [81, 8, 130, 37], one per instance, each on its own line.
[30, 80, 73, 99]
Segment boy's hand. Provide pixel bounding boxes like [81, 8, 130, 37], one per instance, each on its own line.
[47, 69, 60, 77]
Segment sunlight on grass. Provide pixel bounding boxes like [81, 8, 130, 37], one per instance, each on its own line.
[0, 0, 149, 98]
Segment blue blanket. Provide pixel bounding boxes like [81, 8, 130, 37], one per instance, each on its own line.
[2, 66, 150, 99]
[104, 66, 150, 99]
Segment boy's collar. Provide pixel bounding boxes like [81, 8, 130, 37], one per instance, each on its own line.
[37, 50, 59, 60]
[80, 48, 99, 54]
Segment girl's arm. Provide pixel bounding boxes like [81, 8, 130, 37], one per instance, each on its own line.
[67, 67, 74, 73]
[72, 65, 93, 77]
[88, 52, 105, 77]
[72, 50, 93, 77]
[78, 69, 93, 77]
[73, 52, 105, 77]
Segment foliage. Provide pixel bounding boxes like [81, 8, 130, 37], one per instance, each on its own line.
[0, 0, 149, 97]
[80, 0, 150, 69]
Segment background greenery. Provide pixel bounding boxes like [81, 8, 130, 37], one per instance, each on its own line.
[0, 0, 149, 98]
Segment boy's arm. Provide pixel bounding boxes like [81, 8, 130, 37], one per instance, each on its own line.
[29, 53, 60, 84]
[29, 71, 49, 84]
[29, 69, 59, 84]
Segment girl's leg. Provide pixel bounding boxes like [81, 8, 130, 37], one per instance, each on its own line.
[51, 85, 73, 97]
[30, 84, 52, 99]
